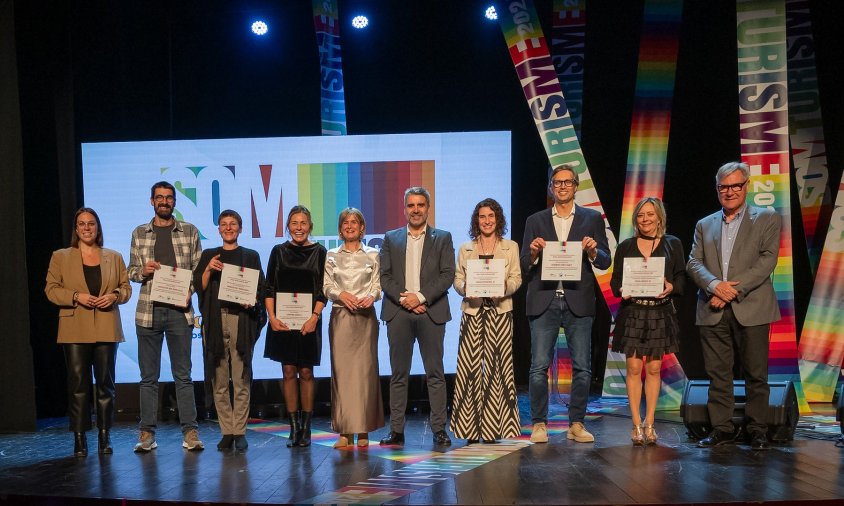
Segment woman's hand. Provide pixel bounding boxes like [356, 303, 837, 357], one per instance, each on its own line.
[269, 316, 290, 332]
[91, 292, 119, 309]
[356, 294, 375, 309]
[300, 314, 318, 335]
[76, 292, 97, 308]
[657, 278, 673, 299]
[339, 291, 359, 311]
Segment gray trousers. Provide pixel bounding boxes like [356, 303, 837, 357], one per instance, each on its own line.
[213, 310, 252, 436]
[386, 311, 447, 432]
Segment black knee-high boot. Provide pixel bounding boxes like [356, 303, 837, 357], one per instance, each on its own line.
[287, 412, 301, 448]
[298, 411, 313, 447]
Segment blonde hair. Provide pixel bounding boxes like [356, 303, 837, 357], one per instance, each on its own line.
[632, 197, 667, 238]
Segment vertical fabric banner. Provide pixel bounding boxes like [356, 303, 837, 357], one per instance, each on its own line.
[551, 0, 586, 141]
[798, 176, 844, 402]
[601, 0, 687, 409]
[736, 0, 808, 413]
[786, 0, 831, 276]
[313, 0, 347, 135]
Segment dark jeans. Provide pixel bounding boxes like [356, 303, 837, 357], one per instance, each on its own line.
[136, 305, 197, 434]
[699, 306, 770, 435]
[528, 296, 594, 424]
[63, 342, 117, 432]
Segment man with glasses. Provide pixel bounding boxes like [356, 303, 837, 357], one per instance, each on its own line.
[520, 165, 611, 444]
[687, 162, 781, 451]
[128, 181, 204, 452]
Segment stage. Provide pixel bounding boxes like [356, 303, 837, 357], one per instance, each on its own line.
[2, 398, 843, 505]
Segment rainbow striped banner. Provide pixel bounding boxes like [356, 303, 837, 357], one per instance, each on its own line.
[551, 0, 586, 141]
[297, 160, 435, 236]
[313, 0, 347, 135]
[736, 0, 808, 413]
[786, 0, 831, 276]
[798, 177, 844, 401]
[601, 0, 686, 408]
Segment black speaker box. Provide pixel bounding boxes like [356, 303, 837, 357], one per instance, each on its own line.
[680, 380, 798, 442]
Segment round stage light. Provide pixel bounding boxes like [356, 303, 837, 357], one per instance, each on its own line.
[251, 20, 268, 36]
[351, 15, 369, 29]
[485, 6, 498, 21]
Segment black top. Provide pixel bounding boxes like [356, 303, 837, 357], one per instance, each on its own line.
[82, 264, 102, 296]
[153, 224, 177, 267]
[609, 234, 686, 300]
[265, 242, 328, 312]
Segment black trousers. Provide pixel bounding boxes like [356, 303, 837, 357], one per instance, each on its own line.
[63, 342, 117, 432]
[699, 307, 770, 435]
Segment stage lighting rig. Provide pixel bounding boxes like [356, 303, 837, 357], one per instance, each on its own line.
[251, 20, 268, 36]
[351, 15, 369, 29]
[485, 6, 498, 20]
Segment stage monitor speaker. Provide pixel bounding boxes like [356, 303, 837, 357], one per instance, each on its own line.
[680, 380, 798, 442]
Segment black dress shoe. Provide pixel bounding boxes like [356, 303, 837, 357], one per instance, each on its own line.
[433, 430, 452, 446]
[98, 429, 113, 454]
[74, 432, 88, 457]
[750, 432, 770, 451]
[217, 434, 234, 450]
[379, 431, 405, 446]
[697, 429, 736, 448]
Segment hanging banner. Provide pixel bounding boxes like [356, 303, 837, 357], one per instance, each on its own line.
[551, 0, 586, 141]
[497, 0, 688, 407]
[313, 0, 347, 135]
[798, 177, 844, 402]
[601, 0, 685, 408]
[786, 0, 831, 275]
[736, 0, 808, 412]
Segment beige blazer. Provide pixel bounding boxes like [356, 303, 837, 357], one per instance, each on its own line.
[45, 247, 131, 344]
[454, 238, 522, 315]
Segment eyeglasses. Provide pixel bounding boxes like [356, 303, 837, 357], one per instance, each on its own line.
[551, 179, 577, 188]
[153, 195, 175, 202]
[716, 180, 747, 193]
[76, 221, 97, 228]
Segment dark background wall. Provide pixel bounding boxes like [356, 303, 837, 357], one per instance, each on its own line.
[10, 0, 844, 419]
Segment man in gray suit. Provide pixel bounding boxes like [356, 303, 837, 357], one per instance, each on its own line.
[379, 187, 456, 446]
[687, 161, 781, 451]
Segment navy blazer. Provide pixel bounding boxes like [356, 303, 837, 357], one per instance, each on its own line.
[379, 226, 456, 324]
[520, 205, 611, 317]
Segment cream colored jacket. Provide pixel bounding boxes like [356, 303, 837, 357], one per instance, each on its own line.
[453, 238, 522, 315]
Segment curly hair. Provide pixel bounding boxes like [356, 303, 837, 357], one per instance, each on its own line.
[469, 198, 507, 240]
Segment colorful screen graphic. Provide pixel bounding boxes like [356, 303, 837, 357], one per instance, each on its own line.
[81, 132, 511, 383]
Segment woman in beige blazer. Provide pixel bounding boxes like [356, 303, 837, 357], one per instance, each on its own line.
[45, 208, 131, 457]
[451, 198, 522, 443]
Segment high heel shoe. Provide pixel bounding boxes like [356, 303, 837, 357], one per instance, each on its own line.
[98, 429, 113, 454]
[298, 411, 313, 447]
[357, 433, 369, 448]
[286, 412, 301, 448]
[74, 432, 88, 457]
[643, 424, 658, 445]
[333, 434, 352, 448]
[631, 425, 644, 446]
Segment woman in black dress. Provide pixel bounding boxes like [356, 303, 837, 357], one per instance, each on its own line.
[264, 206, 327, 447]
[610, 197, 685, 446]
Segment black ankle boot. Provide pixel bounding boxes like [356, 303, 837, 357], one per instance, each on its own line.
[286, 412, 301, 448]
[74, 432, 88, 457]
[98, 429, 113, 454]
[298, 411, 313, 447]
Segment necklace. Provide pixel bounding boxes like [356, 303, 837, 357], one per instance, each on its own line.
[478, 237, 497, 256]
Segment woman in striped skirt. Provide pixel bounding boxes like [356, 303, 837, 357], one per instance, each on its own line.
[451, 198, 522, 443]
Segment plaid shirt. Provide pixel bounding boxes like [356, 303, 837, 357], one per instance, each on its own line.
[128, 219, 202, 327]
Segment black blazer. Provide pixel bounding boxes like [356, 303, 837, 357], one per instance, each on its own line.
[520, 205, 611, 317]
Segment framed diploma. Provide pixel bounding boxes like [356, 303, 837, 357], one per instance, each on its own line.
[621, 257, 665, 297]
[465, 259, 505, 297]
[218, 263, 260, 305]
[276, 292, 313, 330]
[541, 242, 583, 281]
[150, 265, 192, 306]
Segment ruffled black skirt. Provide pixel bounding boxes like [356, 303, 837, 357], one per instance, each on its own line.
[612, 300, 680, 358]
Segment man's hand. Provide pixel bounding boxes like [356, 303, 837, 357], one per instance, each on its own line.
[713, 280, 739, 302]
[581, 236, 598, 261]
[400, 292, 422, 310]
[143, 260, 161, 276]
[529, 237, 547, 263]
[709, 295, 727, 309]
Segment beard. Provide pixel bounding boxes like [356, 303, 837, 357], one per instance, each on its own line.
[155, 204, 173, 220]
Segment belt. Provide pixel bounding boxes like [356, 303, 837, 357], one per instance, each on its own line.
[630, 297, 670, 307]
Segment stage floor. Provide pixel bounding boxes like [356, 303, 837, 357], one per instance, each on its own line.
[2, 400, 843, 505]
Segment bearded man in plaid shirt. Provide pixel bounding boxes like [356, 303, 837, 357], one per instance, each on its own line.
[128, 181, 204, 452]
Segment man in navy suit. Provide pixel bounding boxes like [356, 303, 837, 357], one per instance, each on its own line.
[687, 161, 781, 451]
[521, 165, 611, 444]
[379, 187, 456, 446]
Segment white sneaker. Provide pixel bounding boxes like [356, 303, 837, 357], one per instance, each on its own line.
[567, 422, 595, 443]
[530, 422, 548, 443]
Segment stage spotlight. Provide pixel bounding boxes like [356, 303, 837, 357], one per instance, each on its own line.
[251, 20, 268, 36]
[351, 15, 369, 29]
[485, 6, 498, 21]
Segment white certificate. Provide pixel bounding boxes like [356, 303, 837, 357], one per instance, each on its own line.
[218, 263, 260, 305]
[466, 259, 505, 297]
[622, 257, 666, 297]
[541, 242, 583, 281]
[275, 292, 313, 330]
[150, 265, 192, 306]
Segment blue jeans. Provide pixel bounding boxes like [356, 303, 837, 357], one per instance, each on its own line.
[528, 296, 594, 424]
[136, 305, 197, 434]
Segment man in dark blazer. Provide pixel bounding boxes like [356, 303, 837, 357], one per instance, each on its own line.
[379, 187, 456, 446]
[521, 165, 611, 444]
[687, 161, 781, 451]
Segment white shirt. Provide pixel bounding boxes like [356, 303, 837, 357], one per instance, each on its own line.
[403, 225, 427, 304]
